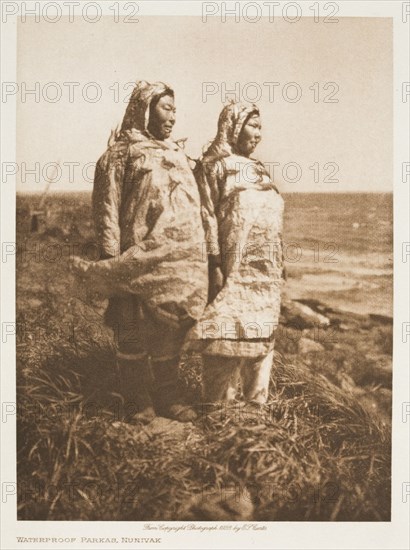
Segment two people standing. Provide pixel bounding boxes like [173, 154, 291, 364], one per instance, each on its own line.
[73, 80, 284, 424]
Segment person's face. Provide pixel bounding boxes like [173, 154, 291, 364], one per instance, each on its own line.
[147, 94, 176, 140]
[236, 114, 262, 157]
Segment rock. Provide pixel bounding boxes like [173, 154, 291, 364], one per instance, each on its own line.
[369, 313, 393, 325]
[298, 337, 325, 354]
[282, 300, 330, 330]
[290, 298, 333, 315]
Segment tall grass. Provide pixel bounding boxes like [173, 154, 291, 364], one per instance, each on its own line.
[17, 342, 390, 521]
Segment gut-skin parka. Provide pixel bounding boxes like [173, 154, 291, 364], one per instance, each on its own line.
[74, 81, 208, 328]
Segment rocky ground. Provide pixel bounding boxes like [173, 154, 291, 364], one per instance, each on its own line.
[278, 294, 392, 426]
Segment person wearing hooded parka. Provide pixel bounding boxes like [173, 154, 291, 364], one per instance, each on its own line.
[186, 101, 285, 404]
[78, 81, 208, 423]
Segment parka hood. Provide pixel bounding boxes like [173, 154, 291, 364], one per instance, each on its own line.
[121, 80, 174, 133]
[203, 101, 259, 160]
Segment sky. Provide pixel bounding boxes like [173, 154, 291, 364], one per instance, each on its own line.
[16, 16, 393, 192]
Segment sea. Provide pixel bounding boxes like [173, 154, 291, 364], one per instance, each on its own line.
[16, 192, 393, 317]
[282, 193, 393, 317]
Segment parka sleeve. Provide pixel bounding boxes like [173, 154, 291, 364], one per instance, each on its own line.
[92, 145, 127, 258]
[194, 158, 224, 266]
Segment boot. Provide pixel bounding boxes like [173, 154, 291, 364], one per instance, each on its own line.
[151, 356, 197, 422]
[117, 354, 156, 425]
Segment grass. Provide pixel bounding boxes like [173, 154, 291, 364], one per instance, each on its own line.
[17, 341, 390, 521]
[16, 193, 392, 521]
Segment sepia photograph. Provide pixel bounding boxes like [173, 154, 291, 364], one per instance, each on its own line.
[1, 1, 409, 549]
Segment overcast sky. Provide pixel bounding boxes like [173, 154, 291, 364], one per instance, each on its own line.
[16, 16, 392, 192]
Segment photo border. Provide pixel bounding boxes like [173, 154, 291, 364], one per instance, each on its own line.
[1, 1, 409, 548]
